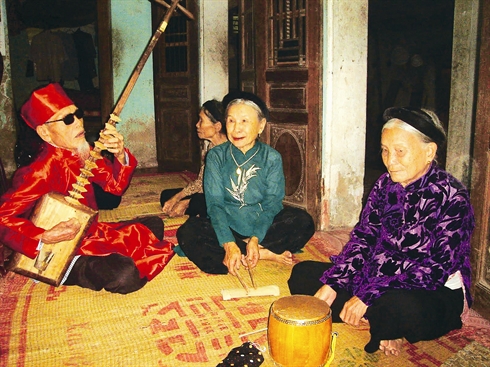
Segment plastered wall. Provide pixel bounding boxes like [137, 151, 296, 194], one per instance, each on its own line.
[111, 0, 158, 168]
[321, 1, 368, 229]
[0, 2, 17, 178]
[199, 0, 228, 103]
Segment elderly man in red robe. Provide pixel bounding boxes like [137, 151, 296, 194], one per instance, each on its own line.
[0, 83, 174, 294]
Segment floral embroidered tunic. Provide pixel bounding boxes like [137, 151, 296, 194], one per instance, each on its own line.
[180, 142, 217, 198]
[321, 164, 475, 307]
[204, 141, 285, 245]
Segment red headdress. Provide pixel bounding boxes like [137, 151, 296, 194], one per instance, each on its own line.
[20, 83, 74, 129]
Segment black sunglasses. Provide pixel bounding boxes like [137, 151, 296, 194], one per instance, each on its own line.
[45, 108, 84, 125]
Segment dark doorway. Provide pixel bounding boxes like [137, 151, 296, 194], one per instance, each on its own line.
[6, 0, 112, 145]
[364, 0, 455, 201]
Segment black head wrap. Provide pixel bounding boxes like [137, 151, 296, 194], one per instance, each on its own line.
[222, 91, 270, 120]
[382, 106, 446, 148]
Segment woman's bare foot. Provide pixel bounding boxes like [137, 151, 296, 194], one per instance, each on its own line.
[258, 249, 293, 265]
[379, 338, 403, 356]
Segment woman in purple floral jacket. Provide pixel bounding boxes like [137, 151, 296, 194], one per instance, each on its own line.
[289, 107, 475, 356]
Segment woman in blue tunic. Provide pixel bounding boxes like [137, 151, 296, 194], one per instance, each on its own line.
[288, 107, 475, 356]
[177, 92, 315, 275]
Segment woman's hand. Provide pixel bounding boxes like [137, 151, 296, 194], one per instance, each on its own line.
[223, 242, 242, 275]
[314, 284, 337, 306]
[168, 199, 190, 217]
[162, 195, 179, 214]
[41, 218, 81, 244]
[339, 296, 368, 327]
[244, 236, 259, 269]
[162, 193, 189, 217]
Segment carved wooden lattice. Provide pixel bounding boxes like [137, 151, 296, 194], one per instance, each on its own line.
[270, 0, 306, 66]
[164, 1, 188, 74]
[270, 124, 306, 207]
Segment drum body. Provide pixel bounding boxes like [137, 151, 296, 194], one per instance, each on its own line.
[268, 295, 332, 367]
[8, 192, 97, 286]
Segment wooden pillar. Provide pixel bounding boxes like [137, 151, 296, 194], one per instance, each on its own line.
[470, 0, 490, 321]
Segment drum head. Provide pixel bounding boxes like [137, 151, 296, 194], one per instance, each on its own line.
[271, 295, 331, 324]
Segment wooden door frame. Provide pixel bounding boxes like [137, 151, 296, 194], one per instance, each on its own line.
[237, 0, 257, 93]
[470, 0, 490, 321]
[96, 0, 114, 122]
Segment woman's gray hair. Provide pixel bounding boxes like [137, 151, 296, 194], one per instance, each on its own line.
[382, 108, 446, 162]
[382, 109, 446, 145]
[226, 99, 267, 121]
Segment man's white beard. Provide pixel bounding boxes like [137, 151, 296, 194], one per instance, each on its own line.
[76, 141, 91, 162]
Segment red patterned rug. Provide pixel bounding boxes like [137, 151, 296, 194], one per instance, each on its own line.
[2, 230, 490, 367]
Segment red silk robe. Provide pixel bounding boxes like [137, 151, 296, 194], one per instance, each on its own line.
[0, 143, 174, 281]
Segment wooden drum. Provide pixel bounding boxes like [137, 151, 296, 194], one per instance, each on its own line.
[268, 295, 332, 367]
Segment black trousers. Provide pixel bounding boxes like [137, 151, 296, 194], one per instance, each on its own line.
[288, 261, 464, 353]
[63, 216, 164, 294]
[64, 253, 148, 294]
[93, 183, 122, 210]
[160, 188, 207, 218]
[177, 206, 315, 274]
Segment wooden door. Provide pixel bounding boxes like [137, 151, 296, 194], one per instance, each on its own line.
[96, 0, 114, 124]
[152, 1, 200, 173]
[238, 0, 256, 93]
[250, 0, 322, 226]
[470, 0, 490, 321]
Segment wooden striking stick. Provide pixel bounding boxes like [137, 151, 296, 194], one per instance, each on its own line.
[152, 0, 195, 20]
[239, 328, 268, 338]
[235, 270, 249, 293]
[246, 259, 257, 289]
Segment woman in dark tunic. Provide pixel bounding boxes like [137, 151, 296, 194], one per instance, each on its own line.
[289, 107, 474, 356]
